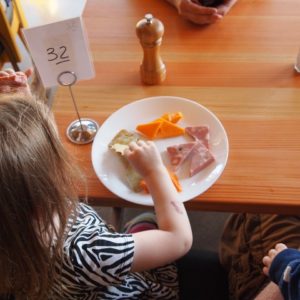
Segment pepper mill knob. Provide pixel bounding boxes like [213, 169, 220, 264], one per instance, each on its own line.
[136, 13, 166, 85]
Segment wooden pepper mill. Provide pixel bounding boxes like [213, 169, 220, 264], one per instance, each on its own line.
[136, 13, 166, 85]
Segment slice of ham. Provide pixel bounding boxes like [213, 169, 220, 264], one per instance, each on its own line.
[185, 126, 210, 148]
[167, 142, 196, 171]
[189, 141, 215, 177]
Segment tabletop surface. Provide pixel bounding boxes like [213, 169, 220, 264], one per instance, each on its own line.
[53, 0, 300, 214]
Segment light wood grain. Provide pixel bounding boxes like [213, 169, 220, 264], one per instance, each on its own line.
[53, 0, 300, 214]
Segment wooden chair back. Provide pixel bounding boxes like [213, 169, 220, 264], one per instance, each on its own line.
[0, 0, 27, 70]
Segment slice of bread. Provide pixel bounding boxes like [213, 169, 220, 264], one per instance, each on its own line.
[109, 129, 140, 155]
[109, 130, 143, 192]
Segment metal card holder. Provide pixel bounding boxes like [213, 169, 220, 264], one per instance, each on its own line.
[57, 71, 99, 144]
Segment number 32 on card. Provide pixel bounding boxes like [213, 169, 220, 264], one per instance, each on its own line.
[47, 46, 70, 65]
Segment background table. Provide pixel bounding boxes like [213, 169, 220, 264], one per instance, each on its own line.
[53, 0, 300, 214]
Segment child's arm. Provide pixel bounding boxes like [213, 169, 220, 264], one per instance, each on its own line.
[262, 243, 300, 300]
[124, 140, 193, 272]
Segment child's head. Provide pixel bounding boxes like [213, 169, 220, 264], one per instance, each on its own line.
[0, 95, 79, 298]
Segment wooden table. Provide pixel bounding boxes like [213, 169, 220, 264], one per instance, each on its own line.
[53, 0, 300, 215]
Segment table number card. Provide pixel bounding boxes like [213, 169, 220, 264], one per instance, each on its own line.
[23, 17, 95, 88]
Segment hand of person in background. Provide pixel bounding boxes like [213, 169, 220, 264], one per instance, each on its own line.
[0, 68, 33, 95]
[215, 0, 238, 17]
[165, 0, 237, 25]
[262, 243, 288, 276]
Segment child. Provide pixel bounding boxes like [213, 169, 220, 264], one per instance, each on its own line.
[262, 243, 300, 300]
[0, 68, 194, 300]
[0, 69, 229, 300]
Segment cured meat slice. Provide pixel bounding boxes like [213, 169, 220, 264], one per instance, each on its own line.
[189, 141, 215, 177]
[185, 126, 210, 148]
[167, 142, 196, 171]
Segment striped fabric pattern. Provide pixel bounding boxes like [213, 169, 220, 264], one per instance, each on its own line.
[49, 203, 179, 299]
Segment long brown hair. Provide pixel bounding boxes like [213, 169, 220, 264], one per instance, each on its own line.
[0, 95, 80, 299]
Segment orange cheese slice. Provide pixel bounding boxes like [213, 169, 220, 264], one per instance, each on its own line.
[139, 170, 182, 193]
[161, 112, 183, 123]
[155, 119, 185, 139]
[139, 179, 149, 194]
[136, 112, 185, 139]
[136, 121, 162, 139]
[168, 170, 182, 192]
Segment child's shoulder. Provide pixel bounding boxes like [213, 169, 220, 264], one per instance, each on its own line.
[63, 203, 134, 257]
[76, 202, 107, 226]
[77, 202, 103, 218]
[65, 203, 109, 238]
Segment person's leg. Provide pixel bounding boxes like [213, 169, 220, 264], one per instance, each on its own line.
[219, 213, 300, 300]
[177, 249, 229, 300]
[123, 212, 157, 233]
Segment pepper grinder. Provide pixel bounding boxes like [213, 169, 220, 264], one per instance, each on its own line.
[136, 13, 166, 85]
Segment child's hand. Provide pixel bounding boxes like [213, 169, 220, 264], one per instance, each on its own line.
[124, 140, 165, 178]
[262, 243, 288, 276]
[0, 68, 33, 95]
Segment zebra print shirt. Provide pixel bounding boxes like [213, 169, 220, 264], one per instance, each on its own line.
[50, 203, 179, 299]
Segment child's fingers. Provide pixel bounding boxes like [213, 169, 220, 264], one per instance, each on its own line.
[24, 68, 33, 78]
[262, 266, 269, 276]
[12, 74, 28, 86]
[128, 141, 139, 151]
[0, 70, 10, 77]
[137, 140, 146, 147]
[145, 140, 155, 147]
[262, 255, 271, 267]
[0, 73, 28, 87]
[0, 69, 15, 80]
[262, 244, 288, 279]
[124, 142, 139, 158]
[275, 243, 287, 251]
[267, 248, 277, 258]
[123, 147, 131, 157]
[0, 68, 30, 78]
[4, 68, 15, 75]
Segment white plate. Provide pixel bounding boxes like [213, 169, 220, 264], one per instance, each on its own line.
[91, 96, 229, 206]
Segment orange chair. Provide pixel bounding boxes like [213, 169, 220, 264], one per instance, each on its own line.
[0, 0, 28, 70]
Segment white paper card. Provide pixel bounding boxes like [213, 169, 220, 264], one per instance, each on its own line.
[23, 17, 95, 88]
